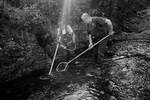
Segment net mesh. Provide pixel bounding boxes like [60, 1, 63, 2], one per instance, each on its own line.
[56, 62, 68, 72]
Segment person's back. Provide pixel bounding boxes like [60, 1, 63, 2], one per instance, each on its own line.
[87, 17, 109, 42]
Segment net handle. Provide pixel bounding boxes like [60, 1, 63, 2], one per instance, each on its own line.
[48, 37, 61, 75]
[56, 34, 110, 72]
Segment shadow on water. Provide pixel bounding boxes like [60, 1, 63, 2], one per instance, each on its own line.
[0, 47, 116, 100]
[0, 68, 53, 100]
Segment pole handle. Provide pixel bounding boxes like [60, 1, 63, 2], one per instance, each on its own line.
[56, 34, 110, 72]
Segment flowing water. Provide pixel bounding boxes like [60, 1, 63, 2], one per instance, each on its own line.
[0, 57, 114, 100]
[1, 1, 150, 100]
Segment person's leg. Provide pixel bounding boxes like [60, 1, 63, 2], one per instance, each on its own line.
[92, 45, 98, 63]
[97, 39, 108, 65]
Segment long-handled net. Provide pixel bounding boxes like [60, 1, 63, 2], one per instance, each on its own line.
[56, 34, 110, 72]
[40, 37, 61, 80]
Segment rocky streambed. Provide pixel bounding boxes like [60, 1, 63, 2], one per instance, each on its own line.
[1, 7, 150, 100]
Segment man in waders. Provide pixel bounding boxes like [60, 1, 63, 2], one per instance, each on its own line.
[57, 24, 75, 51]
[81, 13, 114, 67]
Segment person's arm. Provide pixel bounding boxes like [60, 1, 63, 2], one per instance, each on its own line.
[57, 28, 61, 42]
[86, 24, 93, 49]
[67, 25, 75, 42]
[96, 17, 114, 35]
[67, 25, 73, 33]
[57, 28, 66, 49]
[104, 18, 114, 35]
[72, 32, 75, 42]
[88, 34, 93, 48]
[57, 28, 60, 36]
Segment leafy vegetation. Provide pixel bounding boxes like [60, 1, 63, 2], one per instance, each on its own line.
[0, 0, 148, 80]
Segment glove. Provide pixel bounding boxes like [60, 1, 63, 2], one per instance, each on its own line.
[109, 31, 114, 35]
[60, 44, 66, 49]
[88, 43, 93, 49]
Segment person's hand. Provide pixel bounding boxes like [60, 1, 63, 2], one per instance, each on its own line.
[60, 44, 66, 49]
[89, 43, 93, 49]
[109, 31, 114, 35]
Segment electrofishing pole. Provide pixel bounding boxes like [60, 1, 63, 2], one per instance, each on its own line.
[56, 34, 111, 72]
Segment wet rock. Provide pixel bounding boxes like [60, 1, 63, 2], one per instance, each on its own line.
[109, 96, 117, 100]
[106, 7, 150, 100]
[1, 3, 150, 100]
